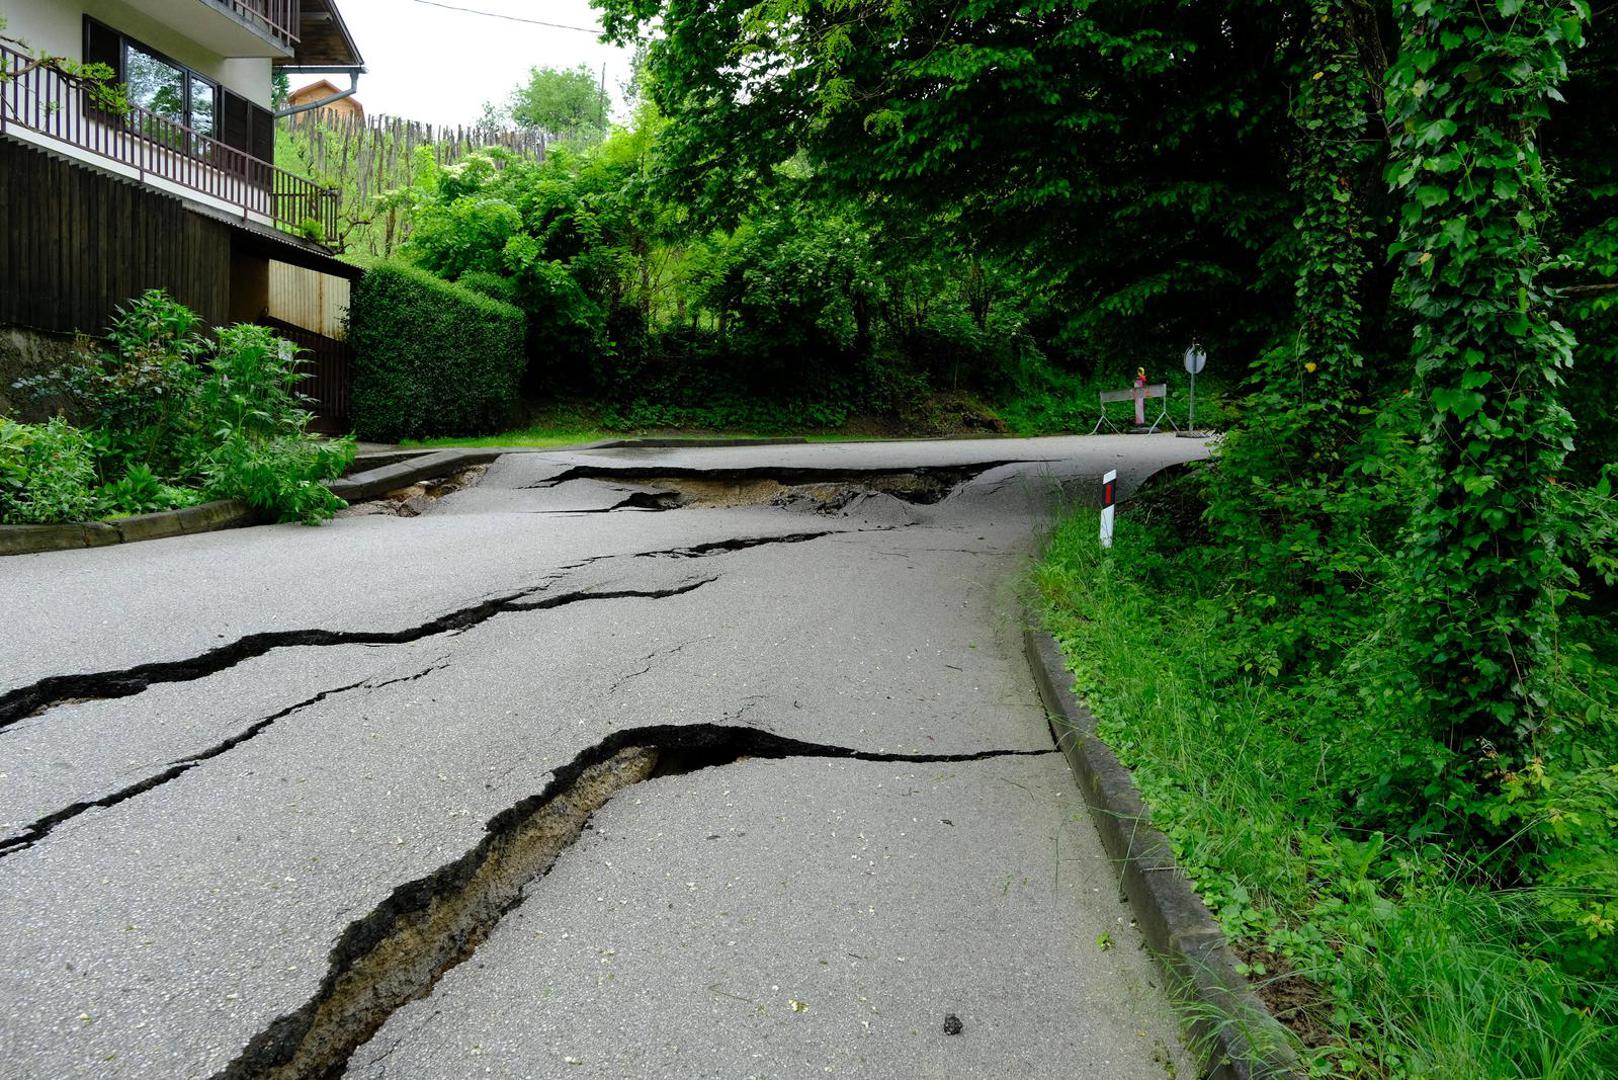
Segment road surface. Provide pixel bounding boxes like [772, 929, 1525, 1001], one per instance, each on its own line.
[0, 435, 1208, 1080]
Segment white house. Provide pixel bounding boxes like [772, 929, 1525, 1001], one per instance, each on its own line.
[0, 0, 365, 425]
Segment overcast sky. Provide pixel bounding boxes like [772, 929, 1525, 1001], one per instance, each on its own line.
[316, 0, 636, 128]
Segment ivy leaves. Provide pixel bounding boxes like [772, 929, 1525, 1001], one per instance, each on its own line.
[1387, 0, 1587, 756]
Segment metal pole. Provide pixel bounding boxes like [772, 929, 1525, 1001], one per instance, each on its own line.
[1189, 368, 1196, 432]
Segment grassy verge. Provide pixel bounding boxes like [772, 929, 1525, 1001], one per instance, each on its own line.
[397, 425, 913, 449]
[400, 423, 611, 450]
[998, 368, 1234, 436]
[1031, 482, 1617, 1078]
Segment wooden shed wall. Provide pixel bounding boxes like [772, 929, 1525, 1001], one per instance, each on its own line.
[0, 136, 232, 335]
[268, 261, 350, 339]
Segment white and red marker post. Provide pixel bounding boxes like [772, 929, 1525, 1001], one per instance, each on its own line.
[1099, 470, 1117, 548]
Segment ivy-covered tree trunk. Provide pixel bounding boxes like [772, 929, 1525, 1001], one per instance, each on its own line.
[1386, 0, 1585, 759]
[1203, 1, 1376, 653]
[1289, 0, 1374, 443]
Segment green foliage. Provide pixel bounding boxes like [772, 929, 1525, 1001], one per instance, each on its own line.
[97, 463, 200, 517]
[454, 270, 520, 306]
[1202, 0, 1384, 669]
[507, 64, 609, 144]
[0, 417, 97, 524]
[599, 0, 1301, 371]
[1386, 0, 1588, 762]
[388, 113, 1100, 425]
[0, 27, 130, 117]
[196, 432, 351, 525]
[188, 324, 354, 525]
[348, 261, 527, 440]
[274, 111, 546, 262]
[7, 292, 351, 526]
[1034, 495, 1618, 1078]
[1544, 21, 1618, 482]
[996, 359, 1234, 438]
[16, 290, 206, 478]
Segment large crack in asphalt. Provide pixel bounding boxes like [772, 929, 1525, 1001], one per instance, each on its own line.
[0, 578, 718, 730]
[215, 722, 1057, 1080]
[0, 663, 449, 858]
[635, 529, 868, 559]
[522, 461, 1033, 501]
[0, 522, 902, 728]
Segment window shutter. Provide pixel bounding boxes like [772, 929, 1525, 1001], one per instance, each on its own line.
[249, 102, 274, 164]
[81, 17, 123, 121]
[219, 89, 250, 151]
[82, 18, 122, 75]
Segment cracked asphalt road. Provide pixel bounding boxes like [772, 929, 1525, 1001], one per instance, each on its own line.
[0, 435, 1208, 1079]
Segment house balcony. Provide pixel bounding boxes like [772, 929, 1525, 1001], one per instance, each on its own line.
[122, 0, 300, 58]
[0, 41, 338, 250]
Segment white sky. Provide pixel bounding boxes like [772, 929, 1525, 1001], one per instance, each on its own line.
[314, 0, 635, 128]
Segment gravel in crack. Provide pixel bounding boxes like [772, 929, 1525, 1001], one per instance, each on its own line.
[616, 472, 959, 513]
[339, 465, 490, 518]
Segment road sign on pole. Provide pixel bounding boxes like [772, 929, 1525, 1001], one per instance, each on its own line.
[1183, 346, 1207, 433]
[1100, 469, 1117, 548]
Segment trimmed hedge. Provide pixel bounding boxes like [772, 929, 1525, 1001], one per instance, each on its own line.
[348, 260, 526, 441]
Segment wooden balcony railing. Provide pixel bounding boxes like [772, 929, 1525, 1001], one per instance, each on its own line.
[0, 42, 337, 247]
[218, 0, 301, 49]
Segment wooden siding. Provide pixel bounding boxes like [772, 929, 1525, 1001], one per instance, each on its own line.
[0, 136, 232, 334]
[268, 261, 349, 339]
[261, 315, 351, 429]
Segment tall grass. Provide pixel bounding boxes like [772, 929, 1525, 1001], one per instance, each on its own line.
[1032, 507, 1618, 1078]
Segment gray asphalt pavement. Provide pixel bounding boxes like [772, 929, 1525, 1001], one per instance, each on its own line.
[0, 435, 1208, 1079]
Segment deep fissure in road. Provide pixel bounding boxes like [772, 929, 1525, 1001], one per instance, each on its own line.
[525, 460, 1030, 499]
[0, 578, 716, 729]
[216, 723, 1057, 1080]
[1, 465, 996, 725]
[0, 664, 447, 858]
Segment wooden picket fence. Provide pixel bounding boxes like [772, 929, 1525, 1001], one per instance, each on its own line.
[278, 111, 546, 259]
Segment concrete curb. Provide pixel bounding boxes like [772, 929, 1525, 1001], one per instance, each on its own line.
[0, 499, 254, 557]
[327, 449, 505, 503]
[1022, 624, 1303, 1080]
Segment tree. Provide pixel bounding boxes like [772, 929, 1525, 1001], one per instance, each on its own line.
[597, 0, 1308, 372]
[508, 63, 609, 144]
[1202, 0, 1388, 660]
[1386, 0, 1588, 760]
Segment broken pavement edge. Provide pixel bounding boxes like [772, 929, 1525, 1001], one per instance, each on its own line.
[1022, 623, 1304, 1080]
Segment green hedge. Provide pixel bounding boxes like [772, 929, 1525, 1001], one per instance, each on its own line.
[348, 261, 526, 441]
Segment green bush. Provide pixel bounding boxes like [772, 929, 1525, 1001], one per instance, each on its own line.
[191, 325, 354, 524]
[15, 290, 206, 478]
[455, 270, 521, 306]
[7, 293, 353, 526]
[348, 260, 527, 440]
[97, 463, 202, 516]
[0, 417, 98, 524]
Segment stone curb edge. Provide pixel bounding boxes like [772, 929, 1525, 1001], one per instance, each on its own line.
[1022, 623, 1304, 1080]
[0, 499, 253, 557]
[328, 448, 506, 502]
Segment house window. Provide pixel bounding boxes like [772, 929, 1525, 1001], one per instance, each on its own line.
[189, 74, 218, 138]
[83, 17, 256, 151]
[122, 42, 218, 138]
